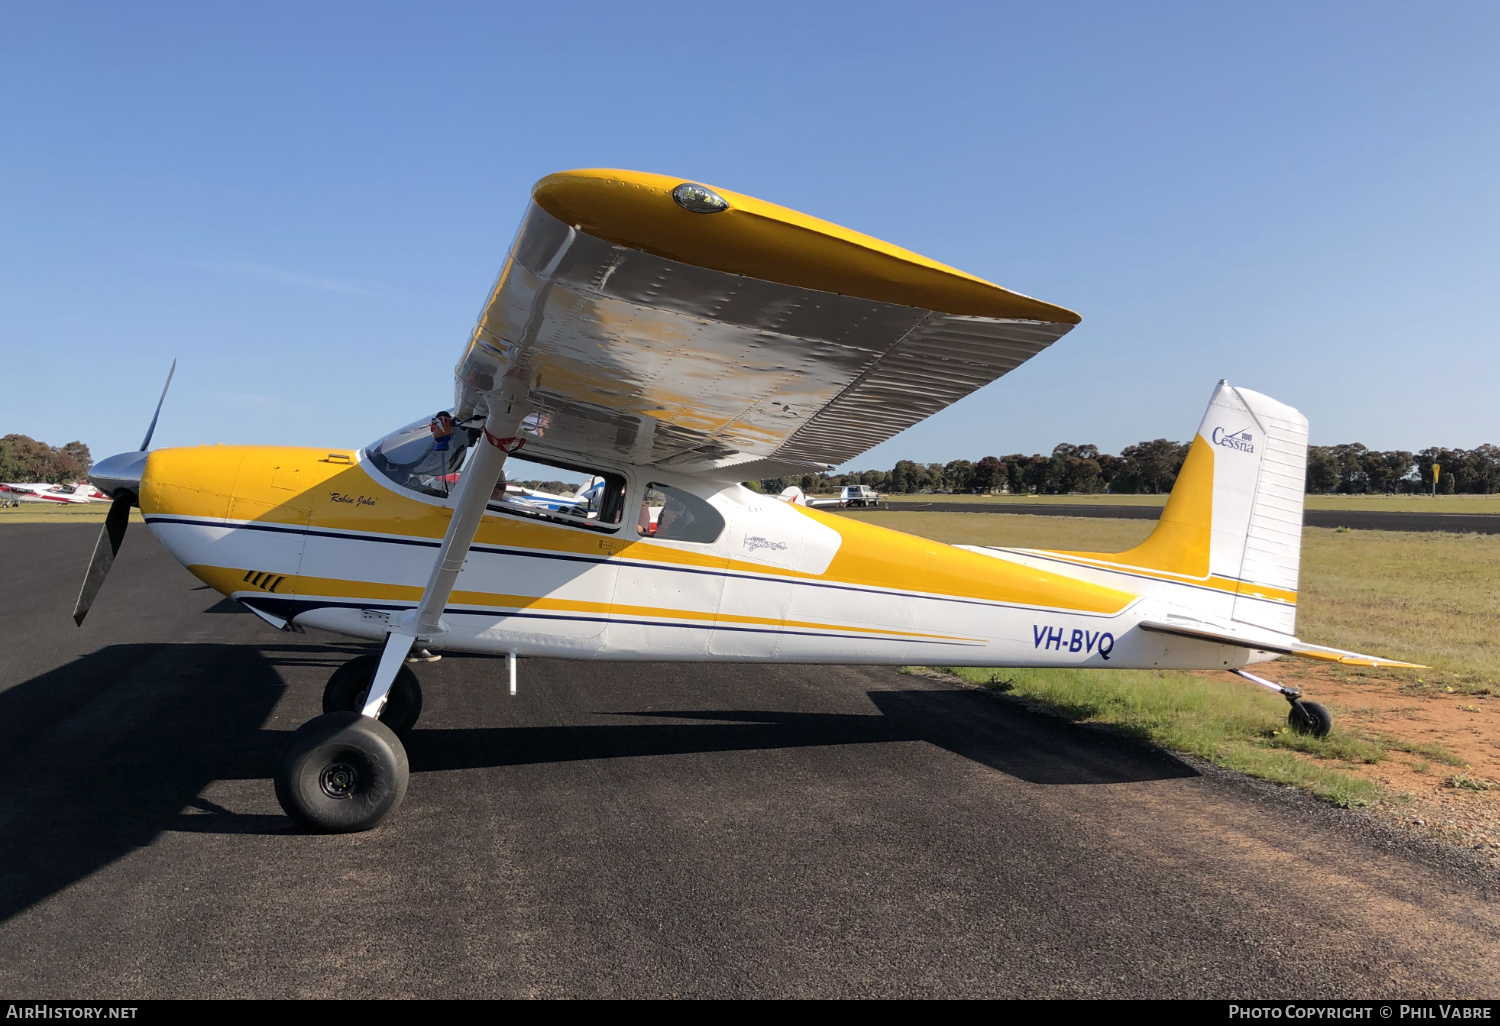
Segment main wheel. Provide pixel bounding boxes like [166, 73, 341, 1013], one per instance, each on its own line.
[1288, 700, 1332, 738]
[323, 654, 423, 735]
[275, 712, 409, 833]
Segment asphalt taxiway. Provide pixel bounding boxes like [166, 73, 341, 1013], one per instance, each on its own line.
[0, 524, 1496, 998]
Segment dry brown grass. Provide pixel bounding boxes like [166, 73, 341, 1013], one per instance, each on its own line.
[1299, 529, 1500, 684]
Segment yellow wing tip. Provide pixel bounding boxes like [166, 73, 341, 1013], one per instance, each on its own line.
[1293, 648, 1428, 670]
[1338, 657, 1429, 669]
[531, 169, 1081, 324]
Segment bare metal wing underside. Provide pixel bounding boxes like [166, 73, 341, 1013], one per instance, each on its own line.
[455, 198, 1076, 476]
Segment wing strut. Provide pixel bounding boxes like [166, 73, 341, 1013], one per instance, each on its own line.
[360, 395, 528, 718]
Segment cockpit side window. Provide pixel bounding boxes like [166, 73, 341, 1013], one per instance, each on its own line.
[365, 412, 627, 531]
[639, 483, 725, 544]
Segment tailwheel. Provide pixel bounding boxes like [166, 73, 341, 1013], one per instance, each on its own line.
[1288, 700, 1333, 738]
[323, 654, 423, 735]
[1231, 669, 1334, 739]
[275, 712, 409, 833]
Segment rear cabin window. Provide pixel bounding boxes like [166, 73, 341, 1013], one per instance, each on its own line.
[485, 454, 626, 532]
[638, 484, 724, 544]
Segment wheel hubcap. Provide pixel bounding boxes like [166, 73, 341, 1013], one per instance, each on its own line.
[320, 760, 360, 799]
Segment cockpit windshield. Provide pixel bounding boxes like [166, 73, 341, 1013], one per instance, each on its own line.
[363, 414, 477, 499]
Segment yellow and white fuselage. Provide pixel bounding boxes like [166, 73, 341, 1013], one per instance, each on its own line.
[77, 168, 1423, 832]
[137, 380, 1400, 673]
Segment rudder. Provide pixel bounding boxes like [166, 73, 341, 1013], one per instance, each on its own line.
[1218, 383, 1308, 634]
[1085, 381, 1308, 634]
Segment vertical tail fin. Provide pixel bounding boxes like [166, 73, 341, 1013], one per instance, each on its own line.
[1097, 381, 1308, 634]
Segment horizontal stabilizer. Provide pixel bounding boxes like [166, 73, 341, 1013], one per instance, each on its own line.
[1138, 621, 1426, 669]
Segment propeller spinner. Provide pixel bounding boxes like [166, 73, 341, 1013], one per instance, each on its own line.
[72, 360, 176, 626]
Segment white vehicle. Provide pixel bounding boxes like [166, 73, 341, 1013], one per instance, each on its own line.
[836, 484, 881, 508]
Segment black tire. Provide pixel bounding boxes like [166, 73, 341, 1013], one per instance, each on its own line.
[274, 712, 409, 833]
[1288, 700, 1333, 738]
[323, 654, 423, 735]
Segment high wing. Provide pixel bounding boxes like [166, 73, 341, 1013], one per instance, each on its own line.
[453, 169, 1080, 477]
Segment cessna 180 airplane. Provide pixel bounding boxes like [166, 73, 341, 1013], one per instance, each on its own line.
[77, 169, 1419, 833]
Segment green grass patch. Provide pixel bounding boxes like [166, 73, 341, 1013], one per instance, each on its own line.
[1445, 773, 1496, 792]
[1265, 726, 1386, 764]
[1384, 738, 1467, 766]
[932, 665, 1383, 807]
[1217, 746, 1383, 808]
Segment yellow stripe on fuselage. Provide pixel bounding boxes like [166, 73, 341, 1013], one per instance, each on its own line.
[187, 565, 981, 642]
[142, 445, 1141, 618]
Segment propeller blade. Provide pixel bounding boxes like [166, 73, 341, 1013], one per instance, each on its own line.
[138, 359, 177, 451]
[72, 494, 132, 626]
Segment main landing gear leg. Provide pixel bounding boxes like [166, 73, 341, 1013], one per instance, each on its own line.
[1230, 667, 1332, 738]
[323, 651, 425, 735]
[274, 394, 529, 833]
[276, 632, 418, 833]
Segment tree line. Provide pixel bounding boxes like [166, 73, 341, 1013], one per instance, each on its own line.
[6, 428, 1495, 496]
[755, 440, 1500, 496]
[0, 435, 94, 484]
[1306, 443, 1500, 495]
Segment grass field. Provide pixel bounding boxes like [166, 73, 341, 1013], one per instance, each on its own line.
[871, 493, 1500, 513]
[1306, 494, 1500, 513]
[848, 508, 1499, 821]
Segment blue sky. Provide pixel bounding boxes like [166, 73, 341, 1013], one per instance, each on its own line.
[3, 2, 1496, 470]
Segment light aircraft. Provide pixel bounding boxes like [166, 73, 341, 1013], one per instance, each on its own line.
[77, 169, 1420, 833]
[776, 484, 880, 508]
[3, 482, 106, 504]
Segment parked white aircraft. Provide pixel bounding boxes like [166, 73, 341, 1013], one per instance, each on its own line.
[2, 482, 106, 504]
[778, 485, 881, 508]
